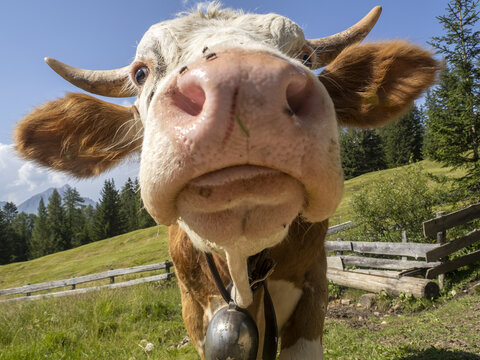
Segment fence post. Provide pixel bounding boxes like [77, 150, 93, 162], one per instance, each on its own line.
[26, 283, 31, 297]
[71, 276, 76, 290]
[109, 268, 115, 284]
[402, 231, 407, 261]
[436, 211, 446, 290]
[165, 260, 173, 280]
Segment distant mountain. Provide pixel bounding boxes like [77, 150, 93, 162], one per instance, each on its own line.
[15, 184, 96, 214]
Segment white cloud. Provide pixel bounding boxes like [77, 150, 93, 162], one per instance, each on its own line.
[0, 143, 140, 205]
[182, 0, 211, 10]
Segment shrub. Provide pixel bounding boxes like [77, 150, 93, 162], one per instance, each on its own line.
[350, 165, 443, 243]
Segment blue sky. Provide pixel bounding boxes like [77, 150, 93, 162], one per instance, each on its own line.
[0, 0, 452, 203]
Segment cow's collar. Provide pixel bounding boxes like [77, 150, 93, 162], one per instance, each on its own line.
[204, 250, 278, 360]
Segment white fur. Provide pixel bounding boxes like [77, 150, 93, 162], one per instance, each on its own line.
[179, 217, 290, 308]
[138, 4, 343, 229]
[268, 280, 303, 331]
[279, 338, 324, 360]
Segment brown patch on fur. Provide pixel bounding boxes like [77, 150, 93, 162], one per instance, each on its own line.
[14, 93, 142, 178]
[319, 41, 441, 128]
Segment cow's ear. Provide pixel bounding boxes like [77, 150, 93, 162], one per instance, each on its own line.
[14, 93, 142, 178]
[319, 41, 441, 128]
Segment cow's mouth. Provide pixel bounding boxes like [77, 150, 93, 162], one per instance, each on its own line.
[176, 165, 305, 245]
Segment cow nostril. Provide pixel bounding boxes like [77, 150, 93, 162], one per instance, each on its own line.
[172, 82, 205, 117]
[286, 76, 310, 116]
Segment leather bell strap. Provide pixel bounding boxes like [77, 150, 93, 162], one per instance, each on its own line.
[204, 252, 278, 360]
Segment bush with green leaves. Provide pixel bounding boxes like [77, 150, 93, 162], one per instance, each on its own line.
[350, 165, 443, 243]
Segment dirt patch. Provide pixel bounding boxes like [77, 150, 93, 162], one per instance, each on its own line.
[325, 291, 480, 355]
[326, 298, 390, 330]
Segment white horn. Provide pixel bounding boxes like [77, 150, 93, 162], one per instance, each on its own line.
[45, 57, 137, 97]
[308, 6, 382, 68]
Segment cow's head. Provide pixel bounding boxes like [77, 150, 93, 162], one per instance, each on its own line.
[14, 4, 439, 306]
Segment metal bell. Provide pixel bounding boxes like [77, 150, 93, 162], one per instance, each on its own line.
[204, 301, 259, 360]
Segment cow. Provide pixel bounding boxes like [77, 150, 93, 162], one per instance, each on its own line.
[14, 3, 440, 359]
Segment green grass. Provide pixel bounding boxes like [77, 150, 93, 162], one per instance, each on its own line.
[323, 293, 480, 359]
[1, 281, 478, 359]
[0, 281, 198, 360]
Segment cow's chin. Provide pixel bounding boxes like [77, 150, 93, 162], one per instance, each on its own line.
[176, 165, 304, 255]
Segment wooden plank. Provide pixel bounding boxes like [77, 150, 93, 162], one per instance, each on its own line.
[327, 256, 344, 270]
[350, 242, 436, 258]
[423, 203, 480, 237]
[325, 241, 437, 258]
[426, 229, 480, 262]
[0, 262, 172, 297]
[325, 241, 352, 252]
[341, 255, 441, 270]
[327, 268, 440, 298]
[349, 269, 401, 279]
[326, 221, 356, 236]
[426, 250, 480, 279]
[1, 273, 173, 303]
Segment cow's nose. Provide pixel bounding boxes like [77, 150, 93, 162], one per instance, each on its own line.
[171, 68, 206, 117]
[165, 50, 313, 135]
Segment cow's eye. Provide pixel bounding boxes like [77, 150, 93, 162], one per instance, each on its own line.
[134, 66, 149, 86]
[301, 52, 313, 68]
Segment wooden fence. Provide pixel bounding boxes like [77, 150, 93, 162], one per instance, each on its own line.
[325, 234, 441, 298]
[0, 261, 174, 303]
[423, 203, 480, 281]
[326, 202, 480, 298]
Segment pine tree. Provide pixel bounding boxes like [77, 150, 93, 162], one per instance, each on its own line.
[11, 212, 35, 262]
[94, 179, 124, 240]
[62, 186, 85, 248]
[1, 203, 22, 264]
[339, 128, 387, 179]
[0, 208, 10, 264]
[46, 189, 66, 252]
[425, 0, 480, 192]
[119, 178, 139, 232]
[79, 204, 96, 244]
[3, 202, 18, 223]
[30, 198, 50, 259]
[378, 105, 424, 168]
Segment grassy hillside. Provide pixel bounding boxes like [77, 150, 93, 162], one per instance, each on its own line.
[330, 159, 464, 225]
[0, 226, 170, 290]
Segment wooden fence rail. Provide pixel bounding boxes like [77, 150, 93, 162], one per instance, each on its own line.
[327, 268, 440, 298]
[423, 203, 480, 237]
[326, 221, 356, 236]
[0, 261, 174, 302]
[325, 240, 437, 258]
[1, 273, 172, 303]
